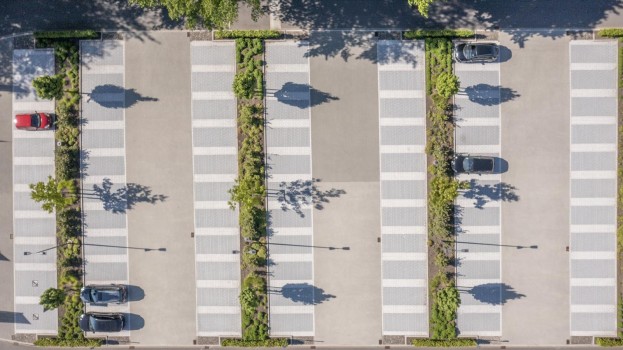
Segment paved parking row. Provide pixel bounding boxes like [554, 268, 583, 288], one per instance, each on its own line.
[265, 41, 315, 337]
[568, 40, 618, 336]
[12, 49, 57, 334]
[454, 53, 502, 337]
[80, 40, 130, 335]
[190, 41, 241, 337]
[376, 40, 428, 336]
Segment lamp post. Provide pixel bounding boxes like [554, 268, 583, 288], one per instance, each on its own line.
[23, 240, 74, 256]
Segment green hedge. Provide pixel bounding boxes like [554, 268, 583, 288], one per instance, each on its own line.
[34, 30, 99, 39]
[222, 338, 289, 347]
[34, 337, 102, 347]
[596, 338, 623, 346]
[599, 28, 623, 38]
[411, 338, 477, 347]
[404, 29, 475, 39]
[216, 30, 282, 39]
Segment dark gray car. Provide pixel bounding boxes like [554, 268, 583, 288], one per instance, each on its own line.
[79, 312, 124, 333]
[80, 284, 127, 304]
[452, 154, 495, 174]
[455, 43, 499, 63]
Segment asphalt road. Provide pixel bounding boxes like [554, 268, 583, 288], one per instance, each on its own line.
[1, 0, 623, 37]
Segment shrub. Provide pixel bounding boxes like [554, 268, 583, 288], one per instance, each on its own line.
[56, 147, 79, 180]
[215, 30, 282, 39]
[34, 30, 99, 39]
[431, 285, 460, 339]
[33, 74, 64, 100]
[233, 71, 257, 99]
[596, 338, 623, 346]
[411, 338, 477, 347]
[56, 124, 80, 149]
[39, 288, 66, 311]
[436, 72, 460, 99]
[34, 337, 102, 347]
[599, 28, 623, 38]
[404, 29, 475, 39]
[29, 176, 77, 213]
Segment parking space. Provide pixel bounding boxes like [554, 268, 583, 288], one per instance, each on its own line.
[80, 40, 130, 336]
[569, 40, 618, 336]
[190, 41, 241, 337]
[12, 49, 57, 335]
[377, 40, 428, 337]
[265, 41, 315, 337]
[454, 49, 502, 337]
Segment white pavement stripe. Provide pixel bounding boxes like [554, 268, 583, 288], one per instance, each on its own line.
[571, 116, 617, 125]
[82, 65, 124, 74]
[571, 170, 616, 179]
[570, 278, 615, 286]
[458, 305, 502, 313]
[192, 91, 235, 100]
[382, 252, 427, 261]
[266, 64, 309, 73]
[13, 184, 32, 192]
[267, 119, 310, 128]
[267, 147, 311, 156]
[381, 199, 426, 207]
[382, 279, 427, 288]
[269, 254, 313, 262]
[270, 305, 314, 314]
[191, 65, 234, 73]
[572, 331, 618, 337]
[570, 197, 616, 206]
[455, 279, 500, 288]
[196, 280, 240, 288]
[82, 175, 126, 185]
[456, 90, 499, 99]
[266, 93, 309, 101]
[571, 304, 616, 313]
[15, 263, 56, 271]
[83, 202, 107, 211]
[13, 157, 54, 166]
[570, 62, 617, 71]
[196, 254, 240, 262]
[195, 227, 239, 236]
[196, 306, 240, 314]
[456, 173, 501, 182]
[383, 305, 427, 313]
[269, 279, 314, 288]
[266, 227, 313, 236]
[86, 255, 129, 263]
[456, 252, 501, 261]
[380, 172, 427, 181]
[194, 174, 237, 182]
[380, 145, 425, 154]
[14, 236, 56, 245]
[379, 90, 424, 99]
[82, 120, 125, 130]
[193, 147, 238, 156]
[268, 41, 309, 47]
[193, 201, 231, 210]
[455, 63, 500, 72]
[192, 119, 236, 128]
[570, 224, 616, 233]
[455, 117, 500, 126]
[456, 197, 501, 208]
[84, 229, 128, 237]
[379, 117, 425, 126]
[191, 41, 233, 47]
[570, 251, 616, 260]
[571, 89, 617, 98]
[13, 101, 55, 111]
[86, 148, 126, 157]
[456, 226, 501, 234]
[381, 226, 426, 235]
[13, 130, 54, 139]
[455, 144, 500, 154]
[570, 143, 617, 152]
[271, 330, 314, 337]
[267, 174, 312, 182]
[15, 296, 42, 305]
[378, 64, 424, 72]
[458, 331, 501, 337]
[14, 210, 55, 219]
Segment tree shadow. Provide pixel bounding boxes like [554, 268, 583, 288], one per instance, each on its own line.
[85, 84, 158, 109]
[461, 180, 519, 209]
[462, 84, 520, 106]
[269, 82, 338, 109]
[273, 283, 336, 305]
[458, 283, 525, 305]
[82, 178, 167, 214]
[0, 311, 29, 324]
[269, 178, 346, 217]
[10, 48, 55, 99]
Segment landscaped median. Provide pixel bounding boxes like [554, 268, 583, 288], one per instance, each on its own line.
[29, 31, 102, 347]
[223, 31, 287, 348]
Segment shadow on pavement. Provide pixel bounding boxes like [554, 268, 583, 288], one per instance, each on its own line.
[0, 311, 29, 324]
[273, 283, 336, 305]
[463, 84, 520, 106]
[462, 180, 519, 209]
[82, 178, 167, 214]
[86, 84, 158, 108]
[124, 313, 145, 331]
[267, 178, 346, 218]
[127, 285, 145, 302]
[458, 283, 525, 305]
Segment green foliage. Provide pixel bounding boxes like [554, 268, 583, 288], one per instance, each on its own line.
[434, 249, 450, 268]
[29, 176, 77, 213]
[404, 29, 475, 39]
[221, 338, 288, 347]
[33, 74, 64, 100]
[34, 338, 102, 347]
[129, 0, 261, 29]
[407, 0, 443, 17]
[216, 30, 282, 39]
[596, 338, 623, 346]
[233, 70, 257, 99]
[436, 72, 459, 99]
[39, 288, 66, 311]
[411, 338, 477, 347]
[55, 147, 79, 180]
[431, 285, 460, 339]
[34, 30, 99, 39]
[56, 124, 80, 149]
[599, 28, 623, 38]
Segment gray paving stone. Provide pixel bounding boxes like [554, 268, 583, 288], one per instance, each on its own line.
[458, 207, 500, 226]
[195, 235, 239, 254]
[379, 70, 424, 90]
[266, 45, 309, 65]
[84, 210, 127, 229]
[271, 261, 313, 280]
[192, 72, 235, 92]
[197, 314, 240, 333]
[458, 70, 500, 88]
[13, 191, 42, 211]
[196, 261, 239, 280]
[193, 127, 237, 147]
[454, 98, 499, 119]
[571, 232, 615, 252]
[381, 153, 426, 173]
[571, 312, 617, 332]
[192, 99, 236, 120]
[270, 313, 314, 333]
[572, 97, 616, 117]
[459, 260, 500, 279]
[15, 271, 56, 297]
[382, 207, 426, 226]
[270, 208, 311, 227]
[457, 313, 500, 333]
[266, 99, 310, 119]
[83, 236, 129, 255]
[570, 44, 616, 64]
[382, 260, 426, 279]
[14, 303, 57, 332]
[266, 127, 310, 147]
[269, 235, 313, 254]
[266, 72, 309, 92]
[571, 259, 615, 278]
[14, 218, 55, 236]
[380, 126, 425, 145]
[13, 138, 54, 157]
[82, 128, 125, 149]
[82, 73, 123, 92]
[571, 70, 616, 89]
[191, 45, 234, 66]
[197, 288, 239, 307]
[383, 287, 427, 305]
[382, 234, 426, 253]
[572, 124, 617, 144]
[267, 154, 310, 174]
[82, 100, 125, 121]
[456, 234, 501, 253]
[571, 286, 615, 305]
[571, 179, 615, 198]
[571, 151, 616, 171]
[81, 40, 123, 66]
[13, 165, 54, 184]
[456, 125, 500, 145]
[382, 180, 426, 199]
[194, 182, 232, 201]
[85, 262, 128, 281]
[570, 205, 615, 225]
[383, 313, 428, 333]
[194, 155, 237, 174]
[85, 156, 125, 176]
[195, 209, 237, 228]
[380, 98, 425, 119]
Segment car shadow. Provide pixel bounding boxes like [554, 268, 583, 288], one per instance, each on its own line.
[494, 157, 509, 174]
[124, 313, 145, 331]
[127, 285, 145, 302]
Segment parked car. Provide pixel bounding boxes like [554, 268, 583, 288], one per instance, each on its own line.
[452, 154, 495, 174]
[455, 43, 500, 63]
[80, 284, 127, 304]
[14, 112, 51, 131]
[79, 312, 125, 333]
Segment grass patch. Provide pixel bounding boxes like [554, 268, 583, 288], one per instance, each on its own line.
[404, 29, 475, 39]
[412, 338, 477, 347]
[599, 28, 623, 38]
[597, 338, 623, 347]
[34, 338, 102, 347]
[34, 30, 99, 40]
[216, 30, 282, 39]
[221, 338, 289, 347]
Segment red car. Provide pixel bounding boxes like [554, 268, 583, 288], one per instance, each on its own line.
[14, 112, 51, 131]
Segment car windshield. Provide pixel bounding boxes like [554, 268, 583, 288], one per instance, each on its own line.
[30, 114, 40, 128]
[463, 157, 475, 172]
[463, 45, 475, 59]
[91, 289, 118, 303]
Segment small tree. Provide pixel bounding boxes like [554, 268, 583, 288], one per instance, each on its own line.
[32, 74, 64, 100]
[40, 288, 66, 311]
[436, 72, 460, 99]
[30, 176, 77, 213]
[408, 0, 442, 17]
